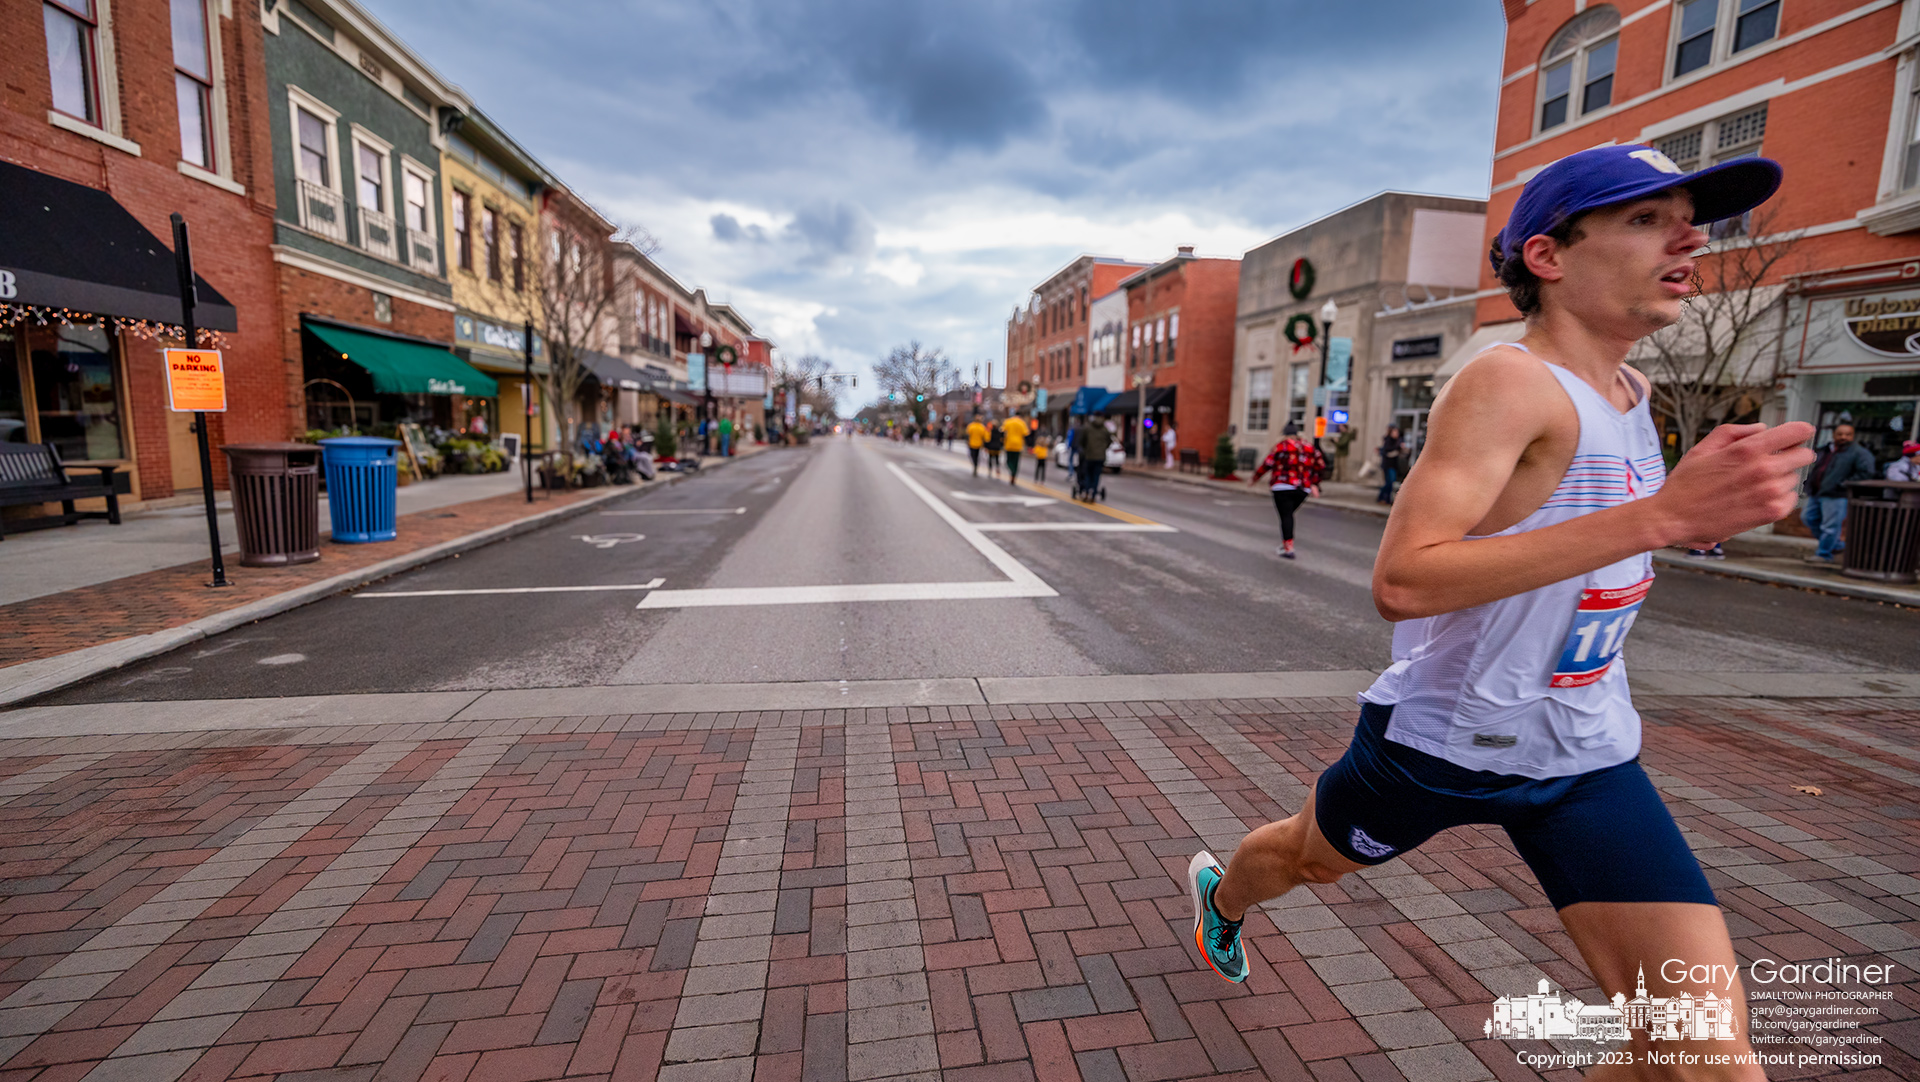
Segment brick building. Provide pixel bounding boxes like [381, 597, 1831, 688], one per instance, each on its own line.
[1110, 247, 1241, 464]
[1004, 255, 1147, 426]
[1468, 0, 1920, 474]
[2, 0, 284, 506]
[265, 0, 483, 437]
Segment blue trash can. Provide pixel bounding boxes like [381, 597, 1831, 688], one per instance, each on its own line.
[319, 437, 400, 543]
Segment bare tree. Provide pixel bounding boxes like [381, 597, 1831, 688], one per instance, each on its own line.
[771, 352, 843, 422]
[872, 342, 959, 428]
[522, 205, 645, 456]
[1632, 212, 1822, 453]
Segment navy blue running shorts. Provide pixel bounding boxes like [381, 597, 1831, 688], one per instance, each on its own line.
[1312, 703, 1716, 910]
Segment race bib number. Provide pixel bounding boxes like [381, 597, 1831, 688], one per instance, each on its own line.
[1550, 578, 1651, 688]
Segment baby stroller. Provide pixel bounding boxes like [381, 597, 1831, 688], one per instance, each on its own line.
[1070, 458, 1106, 503]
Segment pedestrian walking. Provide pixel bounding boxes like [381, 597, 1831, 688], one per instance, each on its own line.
[1187, 145, 1809, 1079]
[1801, 422, 1876, 565]
[1032, 433, 1050, 484]
[1064, 421, 1080, 471]
[1249, 423, 1326, 559]
[1888, 440, 1920, 481]
[984, 420, 1005, 478]
[1076, 417, 1111, 500]
[966, 414, 988, 476]
[1162, 424, 1178, 470]
[1376, 425, 1404, 504]
[1001, 412, 1030, 484]
[718, 416, 734, 457]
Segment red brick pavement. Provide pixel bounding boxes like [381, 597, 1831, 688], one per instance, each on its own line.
[0, 698, 1912, 1081]
[0, 487, 617, 668]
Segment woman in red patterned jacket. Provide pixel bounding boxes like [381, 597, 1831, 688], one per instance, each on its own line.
[1249, 422, 1328, 559]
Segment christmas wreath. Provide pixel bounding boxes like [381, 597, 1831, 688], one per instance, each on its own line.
[712, 344, 739, 366]
[1287, 257, 1315, 301]
[1284, 313, 1318, 350]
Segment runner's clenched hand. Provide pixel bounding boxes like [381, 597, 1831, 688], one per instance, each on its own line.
[1653, 422, 1814, 548]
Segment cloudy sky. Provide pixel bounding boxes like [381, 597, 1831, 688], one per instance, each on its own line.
[371, 0, 1507, 405]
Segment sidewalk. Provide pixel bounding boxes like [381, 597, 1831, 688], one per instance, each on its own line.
[0, 684, 1912, 1082]
[0, 444, 775, 707]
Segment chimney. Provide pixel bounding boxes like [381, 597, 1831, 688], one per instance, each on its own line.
[1177, 245, 1195, 257]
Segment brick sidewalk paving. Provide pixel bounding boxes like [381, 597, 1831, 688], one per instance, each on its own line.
[0, 696, 1914, 1081]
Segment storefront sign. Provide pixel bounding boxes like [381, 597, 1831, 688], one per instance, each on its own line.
[1392, 335, 1443, 360]
[164, 348, 226, 412]
[1842, 294, 1920, 358]
[427, 377, 468, 395]
[455, 314, 542, 355]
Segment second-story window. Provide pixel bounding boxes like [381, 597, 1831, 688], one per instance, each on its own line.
[171, 0, 212, 167]
[1539, 6, 1621, 132]
[1655, 103, 1768, 237]
[453, 190, 472, 271]
[402, 169, 428, 233]
[510, 221, 525, 291]
[482, 207, 500, 281]
[296, 107, 330, 185]
[356, 143, 384, 212]
[44, 0, 99, 124]
[1674, 0, 1780, 79]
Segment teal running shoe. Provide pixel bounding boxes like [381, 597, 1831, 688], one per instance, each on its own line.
[1187, 852, 1248, 983]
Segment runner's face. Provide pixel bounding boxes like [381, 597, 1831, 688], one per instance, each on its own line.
[1550, 190, 1706, 335]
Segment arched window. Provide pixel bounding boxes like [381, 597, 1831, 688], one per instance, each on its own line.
[1538, 6, 1621, 132]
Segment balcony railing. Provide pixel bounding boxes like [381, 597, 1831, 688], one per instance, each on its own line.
[407, 227, 438, 274]
[358, 205, 398, 261]
[296, 178, 347, 243]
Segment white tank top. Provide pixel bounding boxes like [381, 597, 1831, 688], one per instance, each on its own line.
[1360, 349, 1666, 779]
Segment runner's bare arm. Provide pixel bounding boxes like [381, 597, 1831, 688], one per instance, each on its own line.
[1372, 349, 1813, 621]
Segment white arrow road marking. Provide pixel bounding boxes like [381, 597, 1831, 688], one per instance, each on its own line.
[359, 578, 666, 598]
[948, 490, 1055, 508]
[638, 463, 1056, 609]
[575, 532, 646, 548]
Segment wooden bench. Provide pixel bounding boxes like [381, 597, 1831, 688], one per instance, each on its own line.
[0, 442, 127, 540]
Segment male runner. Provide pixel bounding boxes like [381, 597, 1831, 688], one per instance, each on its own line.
[1189, 145, 1812, 1079]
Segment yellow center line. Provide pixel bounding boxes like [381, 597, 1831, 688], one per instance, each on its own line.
[1010, 473, 1165, 527]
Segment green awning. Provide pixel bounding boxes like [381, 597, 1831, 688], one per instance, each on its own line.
[308, 322, 498, 397]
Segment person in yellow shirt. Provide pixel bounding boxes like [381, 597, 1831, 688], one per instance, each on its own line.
[1032, 433, 1051, 484]
[965, 415, 989, 477]
[1000, 413, 1030, 485]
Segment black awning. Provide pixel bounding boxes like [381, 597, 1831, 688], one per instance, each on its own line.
[1102, 386, 1177, 414]
[0, 159, 237, 331]
[578, 350, 645, 391]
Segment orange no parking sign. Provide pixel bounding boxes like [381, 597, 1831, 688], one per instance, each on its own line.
[164, 348, 227, 412]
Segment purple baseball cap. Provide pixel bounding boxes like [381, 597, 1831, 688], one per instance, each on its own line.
[1490, 144, 1782, 271]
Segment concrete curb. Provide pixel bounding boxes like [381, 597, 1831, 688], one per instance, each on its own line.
[0, 453, 770, 709]
[1651, 551, 1920, 608]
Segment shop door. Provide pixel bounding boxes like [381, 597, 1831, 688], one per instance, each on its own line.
[1394, 409, 1428, 464]
[168, 409, 202, 492]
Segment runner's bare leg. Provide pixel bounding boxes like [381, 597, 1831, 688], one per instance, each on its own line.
[1211, 788, 1365, 921]
[1560, 901, 1763, 1081]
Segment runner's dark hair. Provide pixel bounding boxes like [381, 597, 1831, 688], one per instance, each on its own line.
[1490, 214, 1587, 317]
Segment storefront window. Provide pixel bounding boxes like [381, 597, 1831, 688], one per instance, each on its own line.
[1, 329, 26, 442]
[28, 323, 123, 461]
[1817, 400, 1917, 468]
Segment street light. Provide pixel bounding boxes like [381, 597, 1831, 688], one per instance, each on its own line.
[1317, 298, 1339, 443]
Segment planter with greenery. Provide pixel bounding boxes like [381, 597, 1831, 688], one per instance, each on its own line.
[1211, 432, 1239, 480]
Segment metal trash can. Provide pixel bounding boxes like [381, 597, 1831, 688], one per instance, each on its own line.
[319, 436, 401, 543]
[1841, 480, 1920, 584]
[220, 443, 322, 567]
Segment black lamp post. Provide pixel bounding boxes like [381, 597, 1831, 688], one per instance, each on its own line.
[1316, 298, 1339, 444]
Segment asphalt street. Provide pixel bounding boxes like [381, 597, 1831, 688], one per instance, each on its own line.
[43, 436, 1919, 703]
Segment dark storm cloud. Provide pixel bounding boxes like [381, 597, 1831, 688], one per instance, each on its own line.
[366, 0, 1505, 385]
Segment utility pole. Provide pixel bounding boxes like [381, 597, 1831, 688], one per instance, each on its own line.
[523, 320, 535, 502]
